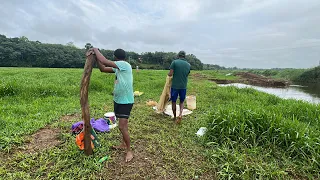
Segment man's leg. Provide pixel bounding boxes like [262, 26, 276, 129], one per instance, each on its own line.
[172, 102, 177, 120]
[170, 88, 178, 120]
[176, 101, 184, 124]
[112, 136, 126, 149]
[112, 102, 134, 162]
[119, 118, 133, 162]
[112, 101, 127, 149]
[176, 89, 186, 124]
[179, 102, 184, 117]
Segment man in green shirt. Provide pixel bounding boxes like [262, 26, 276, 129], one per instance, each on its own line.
[168, 51, 191, 124]
[93, 48, 134, 162]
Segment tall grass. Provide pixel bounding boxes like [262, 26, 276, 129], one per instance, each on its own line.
[204, 86, 320, 178]
[248, 68, 320, 83]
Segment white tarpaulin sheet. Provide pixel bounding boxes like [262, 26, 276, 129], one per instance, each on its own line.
[153, 104, 193, 117]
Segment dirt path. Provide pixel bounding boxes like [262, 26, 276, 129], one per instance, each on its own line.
[97, 107, 216, 179]
[1, 114, 80, 156]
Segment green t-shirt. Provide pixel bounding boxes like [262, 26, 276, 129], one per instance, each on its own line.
[169, 59, 191, 89]
[112, 61, 134, 104]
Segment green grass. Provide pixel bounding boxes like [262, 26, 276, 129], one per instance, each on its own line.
[203, 87, 320, 179]
[272, 69, 306, 81]
[247, 68, 310, 82]
[295, 66, 320, 83]
[0, 68, 319, 179]
[195, 70, 240, 80]
[0, 68, 214, 179]
[0, 68, 82, 149]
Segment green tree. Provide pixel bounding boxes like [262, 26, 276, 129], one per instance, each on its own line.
[19, 36, 29, 42]
[0, 34, 205, 70]
[66, 42, 76, 48]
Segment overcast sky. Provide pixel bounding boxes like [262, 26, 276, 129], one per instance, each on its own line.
[1, 0, 320, 68]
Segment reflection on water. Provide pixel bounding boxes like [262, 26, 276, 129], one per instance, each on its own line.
[219, 83, 320, 104]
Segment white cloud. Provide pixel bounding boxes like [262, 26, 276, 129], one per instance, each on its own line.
[0, 0, 320, 68]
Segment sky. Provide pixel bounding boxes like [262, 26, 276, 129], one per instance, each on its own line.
[1, 0, 320, 68]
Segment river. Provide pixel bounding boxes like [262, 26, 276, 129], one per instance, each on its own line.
[219, 83, 320, 104]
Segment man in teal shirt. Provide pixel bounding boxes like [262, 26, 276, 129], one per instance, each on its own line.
[168, 51, 191, 124]
[93, 48, 134, 162]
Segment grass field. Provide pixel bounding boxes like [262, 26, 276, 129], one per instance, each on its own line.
[0, 68, 319, 179]
[247, 68, 310, 82]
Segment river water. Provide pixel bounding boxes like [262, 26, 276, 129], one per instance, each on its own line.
[219, 83, 320, 104]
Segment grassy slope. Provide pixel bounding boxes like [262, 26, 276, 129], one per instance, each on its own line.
[0, 68, 215, 179]
[295, 66, 320, 83]
[0, 68, 319, 179]
[247, 68, 309, 82]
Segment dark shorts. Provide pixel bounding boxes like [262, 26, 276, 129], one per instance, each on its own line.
[114, 101, 133, 119]
[170, 88, 187, 103]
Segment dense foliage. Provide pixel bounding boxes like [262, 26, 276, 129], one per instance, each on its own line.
[0, 35, 203, 70]
[248, 68, 320, 83]
[205, 86, 320, 178]
[295, 66, 320, 83]
[203, 64, 238, 70]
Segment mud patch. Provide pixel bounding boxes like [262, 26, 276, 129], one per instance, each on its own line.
[191, 73, 208, 80]
[21, 127, 61, 154]
[61, 113, 81, 122]
[235, 72, 289, 87]
[7, 114, 79, 154]
[106, 141, 155, 178]
[209, 78, 240, 84]
[209, 72, 289, 87]
[97, 139, 214, 180]
[100, 140, 172, 180]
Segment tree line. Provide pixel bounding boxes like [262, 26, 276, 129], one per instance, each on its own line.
[202, 64, 239, 70]
[294, 66, 320, 83]
[0, 35, 203, 70]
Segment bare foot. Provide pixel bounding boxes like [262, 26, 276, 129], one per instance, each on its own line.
[125, 150, 134, 162]
[112, 143, 127, 150]
[175, 116, 182, 124]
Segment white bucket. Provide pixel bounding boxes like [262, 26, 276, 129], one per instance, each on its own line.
[186, 95, 196, 110]
[104, 112, 116, 123]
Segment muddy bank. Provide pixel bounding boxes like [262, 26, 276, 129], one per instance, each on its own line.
[211, 72, 289, 87]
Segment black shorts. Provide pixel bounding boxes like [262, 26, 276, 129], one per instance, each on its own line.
[114, 101, 133, 119]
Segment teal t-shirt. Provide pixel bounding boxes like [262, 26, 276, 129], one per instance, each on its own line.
[112, 61, 134, 104]
[169, 59, 191, 89]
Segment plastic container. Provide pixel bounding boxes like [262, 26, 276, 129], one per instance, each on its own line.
[186, 95, 196, 110]
[104, 112, 116, 124]
[98, 155, 109, 163]
[196, 127, 207, 137]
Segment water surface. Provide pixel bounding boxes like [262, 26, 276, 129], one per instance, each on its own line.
[219, 83, 320, 104]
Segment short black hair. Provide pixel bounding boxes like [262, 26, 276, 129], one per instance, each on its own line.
[114, 49, 126, 60]
[178, 51, 186, 58]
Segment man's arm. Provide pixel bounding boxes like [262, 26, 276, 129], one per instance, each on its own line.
[168, 61, 174, 76]
[93, 48, 118, 68]
[168, 69, 174, 76]
[97, 61, 115, 73]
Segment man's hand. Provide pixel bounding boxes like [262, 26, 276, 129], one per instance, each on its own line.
[92, 48, 99, 52]
[92, 48, 118, 69]
[86, 48, 95, 57]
